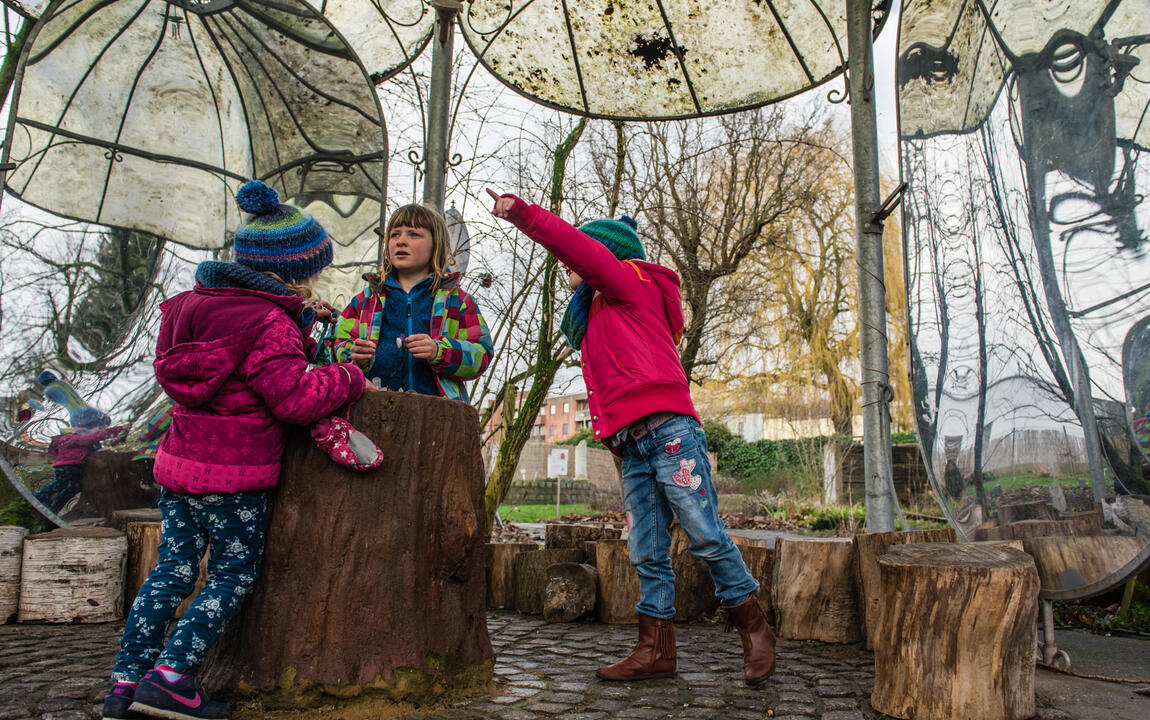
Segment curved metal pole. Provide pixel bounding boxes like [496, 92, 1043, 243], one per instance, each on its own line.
[422, 1, 461, 212]
[847, 0, 895, 532]
[1, 453, 69, 528]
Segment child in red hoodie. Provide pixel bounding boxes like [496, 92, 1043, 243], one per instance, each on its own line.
[488, 189, 775, 685]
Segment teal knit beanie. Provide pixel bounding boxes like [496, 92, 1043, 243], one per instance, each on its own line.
[233, 180, 333, 282]
[578, 215, 645, 261]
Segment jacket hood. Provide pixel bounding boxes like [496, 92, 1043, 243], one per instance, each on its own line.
[630, 260, 685, 342]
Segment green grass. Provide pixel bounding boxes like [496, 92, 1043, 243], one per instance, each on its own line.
[985, 473, 1088, 490]
[497, 503, 595, 522]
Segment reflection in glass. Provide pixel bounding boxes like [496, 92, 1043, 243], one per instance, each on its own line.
[899, 0, 1150, 600]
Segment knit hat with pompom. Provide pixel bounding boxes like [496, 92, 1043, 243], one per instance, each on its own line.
[578, 215, 645, 261]
[233, 180, 332, 282]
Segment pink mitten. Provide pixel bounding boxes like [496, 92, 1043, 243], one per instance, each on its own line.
[310, 416, 384, 471]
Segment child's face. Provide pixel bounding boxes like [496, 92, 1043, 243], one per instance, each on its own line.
[388, 225, 434, 276]
[564, 265, 583, 290]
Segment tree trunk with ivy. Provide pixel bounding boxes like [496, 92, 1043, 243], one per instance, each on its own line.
[484, 119, 588, 535]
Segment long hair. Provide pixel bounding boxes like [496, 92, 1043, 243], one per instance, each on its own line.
[262, 271, 316, 300]
[380, 203, 451, 291]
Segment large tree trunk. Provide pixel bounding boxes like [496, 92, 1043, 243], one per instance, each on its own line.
[854, 529, 956, 649]
[772, 537, 860, 643]
[200, 391, 492, 705]
[872, 543, 1037, 720]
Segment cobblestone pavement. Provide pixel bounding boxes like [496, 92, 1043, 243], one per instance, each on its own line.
[0, 613, 1138, 720]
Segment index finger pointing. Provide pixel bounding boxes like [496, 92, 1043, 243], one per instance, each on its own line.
[485, 188, 502, 202]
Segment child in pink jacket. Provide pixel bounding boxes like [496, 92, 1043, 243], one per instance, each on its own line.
[35, 424, 128, 514]
[488, 189, 775, 686]
[103, 180, 373, 720]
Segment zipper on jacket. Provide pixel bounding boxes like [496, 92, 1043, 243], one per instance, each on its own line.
[406, 300, 414, 390]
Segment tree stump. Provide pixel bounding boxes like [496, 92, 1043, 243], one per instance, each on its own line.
[595, 538, 639, 624]
[486, 542, 537, 610]
[544, 523, 621, 549]
[772, 537, 860, 642]
[735, 544, 774, 624]
[543, 562, 598, 622]
[872, 543, 1038, 720]
[199, 391, 492, 704]
[18, 527, 126, 623]
[109, 508, 161, 532]
[854, 528, 956, 649]
[670, 524, 718, 621]
[81, 451, 160, 521]
[975, 514, 1103, 541]
[996, 501, 1057, 525]
[1021, 534, 1148, 594]
[123, 521, 207, 618]
[1, 526, 29, 623]
[512, 548, 585, 614]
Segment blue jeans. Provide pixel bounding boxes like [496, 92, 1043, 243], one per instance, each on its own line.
[113, 489, 268, 681]
[620, 414, 759, 618]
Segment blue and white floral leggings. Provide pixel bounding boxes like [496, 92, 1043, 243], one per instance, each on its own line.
[113, 488, 268, 681]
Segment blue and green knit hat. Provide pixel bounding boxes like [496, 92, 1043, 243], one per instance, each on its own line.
[233, 180, 333, 282]
[578, 216, 645, 261]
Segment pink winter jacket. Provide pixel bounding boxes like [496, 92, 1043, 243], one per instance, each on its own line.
[153, 285, 365, 494]
[502, 195, 698, 445]
[49, 425, 128, 467]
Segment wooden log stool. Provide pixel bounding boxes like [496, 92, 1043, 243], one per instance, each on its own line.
[733, 541, 774, 624]
[772, 537, 860, 643]
[18, 527, 127, 623]
[513, 548, 585, 614]
[854, 528, 955, 649]
[872, 543, 1038, 720]
[123, 520, 208, 618]
[595, 538, 640, 624]
[1, 526, 29, 623]
[544, 523, 620, 549]
[542, 562, 598, 622]
[486, 542, 537, 610]
[669, 524, 718, 622]
[199, 391, 493, 705]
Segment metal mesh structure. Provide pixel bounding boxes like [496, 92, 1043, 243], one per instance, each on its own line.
[1, 0, 389, 303]
[898, 0, 1150, 598]
[311, 0, 433, 83]
[459, 0, 891, 120]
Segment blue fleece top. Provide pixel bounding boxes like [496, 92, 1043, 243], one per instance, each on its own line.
[371, 273, 438, 395]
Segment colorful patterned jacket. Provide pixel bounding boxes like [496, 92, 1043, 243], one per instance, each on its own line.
[331, 272, 493, 402]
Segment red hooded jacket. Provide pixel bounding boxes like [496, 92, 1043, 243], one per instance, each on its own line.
[153, 283, 365, 494]
[502, 195, 698, 445]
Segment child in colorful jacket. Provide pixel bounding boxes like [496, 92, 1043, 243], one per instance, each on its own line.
[331, 203, 493, 401]
[103, 180, 373, 720]
[35, 423, 128, 513]
[488, 189, 776, 686]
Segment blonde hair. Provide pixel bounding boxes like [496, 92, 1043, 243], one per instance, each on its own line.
[263, 271, 316, 300]
[381, 204, 450, 290]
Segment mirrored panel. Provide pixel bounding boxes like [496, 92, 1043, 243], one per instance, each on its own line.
[898, 0, 1150, 599]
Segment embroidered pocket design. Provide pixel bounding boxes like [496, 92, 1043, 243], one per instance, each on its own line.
[671, 458, 703, 490]
[664, 438, 682, 455]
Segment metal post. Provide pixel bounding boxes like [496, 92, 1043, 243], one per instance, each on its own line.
[846, 0, 895, 532]
[422, 1, 461, 212]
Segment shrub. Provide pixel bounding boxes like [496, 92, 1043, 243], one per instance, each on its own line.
[557, 427, 608, 451]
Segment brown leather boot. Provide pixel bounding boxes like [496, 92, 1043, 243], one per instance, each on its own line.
[596, 613, 676, 681]
[723, 595, 776, 684]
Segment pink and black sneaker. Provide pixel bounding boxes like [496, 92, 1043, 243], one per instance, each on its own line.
[129, 668, 230, 720]
[101, 682, 140, 719]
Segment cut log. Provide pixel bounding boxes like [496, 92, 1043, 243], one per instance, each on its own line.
[872, 543, 1038, 720]
[81, 451, 160, 521]
[854, 529, 956, 649]
[109, 508, 161, 533]
[544, 523, 621, 549]
[975, 513, 1103, 541]
[996, 501, 1057, 525]
[1, 526, 29, 624]
[513, 548, 585, 614]
[669, 524, 718, 622]
[200, 391, 493, 704]
[18, 527, 126, 623]
[123, 521, 208, 618]
[595, 538, 639, 624]
[772, 537, 860, 643]
[486, 542, 537, 610]
[735, 544, 775, 624]
[542, 562, 598, 622]
[729, 534, 770, 548]
[1021, 534, 1148, 593]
